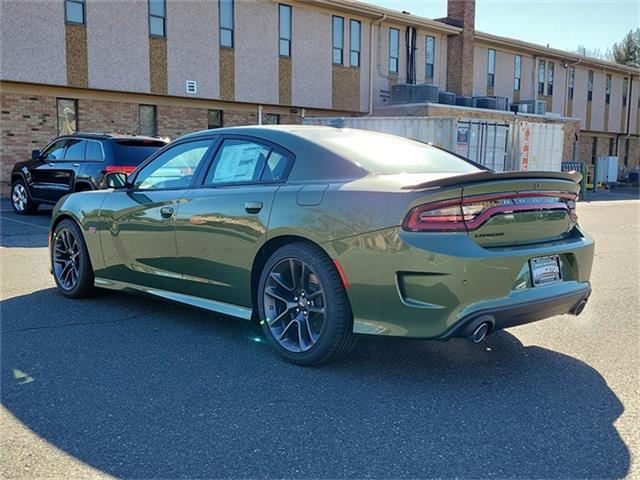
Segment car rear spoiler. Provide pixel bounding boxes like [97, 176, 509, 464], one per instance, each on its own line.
[401, 170, 582, 190]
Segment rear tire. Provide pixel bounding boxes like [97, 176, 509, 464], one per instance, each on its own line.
[11, 179, 38, 214]
[257, 242, 357, 365]
[51, 219, 96, 298]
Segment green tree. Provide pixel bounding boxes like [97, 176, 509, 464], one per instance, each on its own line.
[611, 29, 639, 67]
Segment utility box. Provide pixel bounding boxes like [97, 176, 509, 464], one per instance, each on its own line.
[596, 156, 619, 183]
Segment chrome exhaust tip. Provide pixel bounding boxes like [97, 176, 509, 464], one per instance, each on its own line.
[572, 299, 587, 316]
[471, 322, 490, 343]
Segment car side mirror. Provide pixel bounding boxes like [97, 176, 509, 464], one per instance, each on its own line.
[105, 172, 131, 189]
[31, 149, 41, 160]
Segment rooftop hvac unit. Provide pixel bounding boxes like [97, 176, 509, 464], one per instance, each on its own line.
[455, 96, 473, 107]
[511, 103, 531, 113]
[488, 96, 509, 111]
[473, 97, 497, 109]
[514, 100, 547, 115]
[412, 84, 439, 103]
[390, 84, 413, 104]
[438, 91, 456, 105]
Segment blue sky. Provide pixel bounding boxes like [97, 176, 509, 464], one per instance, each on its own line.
[362, 0, 638, 54]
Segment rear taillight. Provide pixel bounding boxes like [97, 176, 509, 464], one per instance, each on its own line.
[104, 165, 137, 174]
[403, 192, 578, 232]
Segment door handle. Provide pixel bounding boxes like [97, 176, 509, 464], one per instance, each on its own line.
[160, 206, 174, 219]
[72, 163, 80, 167]
[244, 201, 263, 214]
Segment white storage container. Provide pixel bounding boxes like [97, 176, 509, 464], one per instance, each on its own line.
[596, 156, 619, 183]
[511, 121, 564, 171]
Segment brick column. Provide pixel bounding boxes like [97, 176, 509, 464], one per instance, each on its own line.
[443, 0, 476, 96]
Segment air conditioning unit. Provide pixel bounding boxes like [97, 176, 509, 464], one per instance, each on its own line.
[438, 91, 456, 105]
[390, 84, 413, 103]
[487, 96, 509, 111]
[473, 96, 497, 109]
[455, 96, 473, 107]
[412, 84, 439, 103]
[511, 103, 531, 113]
[514, 100, 546, 115]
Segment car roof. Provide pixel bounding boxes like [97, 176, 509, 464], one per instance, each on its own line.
[65, 132, 168, 142]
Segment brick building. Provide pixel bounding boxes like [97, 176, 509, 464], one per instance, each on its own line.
[1, 0, 638, 190]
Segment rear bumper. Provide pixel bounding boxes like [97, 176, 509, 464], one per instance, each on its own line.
[436, 284, 591, 340]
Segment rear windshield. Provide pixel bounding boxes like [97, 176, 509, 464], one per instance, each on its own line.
[318, 129, 482, 175]
[112, 139, 166, 165]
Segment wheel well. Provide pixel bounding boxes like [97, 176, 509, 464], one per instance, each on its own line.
[250, 235, 326, 320]
[51, 214, 80, 236]
[11, 172, 25, 185]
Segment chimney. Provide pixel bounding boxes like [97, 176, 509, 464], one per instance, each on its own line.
[443, 0, 476, 96]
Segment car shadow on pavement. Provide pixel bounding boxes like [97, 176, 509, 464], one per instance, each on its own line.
[1, 288, 630, 479]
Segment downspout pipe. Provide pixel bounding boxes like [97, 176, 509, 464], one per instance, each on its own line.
[368, 13, 387, 115]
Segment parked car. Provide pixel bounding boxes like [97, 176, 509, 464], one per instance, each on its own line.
[10, 133, 168, 214]
[48, 126, 594, 365]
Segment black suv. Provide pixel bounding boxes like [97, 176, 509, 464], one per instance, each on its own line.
[10, 133, 168, 214]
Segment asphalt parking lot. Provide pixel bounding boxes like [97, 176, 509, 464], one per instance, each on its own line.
[1, 193, 639, 479]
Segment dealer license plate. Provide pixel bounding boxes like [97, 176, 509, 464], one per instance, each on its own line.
[530, 255, 562, 286]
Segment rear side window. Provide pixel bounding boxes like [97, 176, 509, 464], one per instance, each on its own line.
[64, 139, 86, 160]
[85, 141, 104, 161]
[112, 139, 166, 165]
[205, 140, 271, 185]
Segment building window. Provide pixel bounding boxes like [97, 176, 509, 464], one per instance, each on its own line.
[389, 28, 399, 74]
[349, 20, 361, 67]
[547, 62, 554, 96]
[623, 77, 628, 106]
[332, 16, 344, 65]
[279, 4, 291, 57]
[513, 54, 521, 91]
[538, 60, 545, 95]
[65, 0, 85, 25]
[207, 109, 223, 129]
[605, 74, 611, 104]
[149, 0, 166, 37]
[587, 70, 593, 101]
[608, 138, 615, 156]
[568, 66, 575, 99]
[139, 105, 157, 137]
[625, 138, 630, 166]
[487, 49, 495, 87]
[57, 98, 77, 135]
[591, 137, 597, 163]
[265, 113, 280, 125]
[425, 36, 435, 80]
[219, 0, 234, 48]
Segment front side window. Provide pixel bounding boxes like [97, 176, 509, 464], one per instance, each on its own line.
[350, 20, 361, 67]
[219, 0, 234, 48]
[57, 98, 77, 135]
[65, 0, 85, 24]
[425, 36, 435, 80]
[568, 66, 575, 99]
[42, 140, 68, 161]
[538, 60, 545, 95]
[134, 140, 211, 190]
[332, 16, 344, 65]
[587, 70, 593, 101]
[149, 0, 166, 37]
[514, 54, 521, 91]
[487, 49, 496, 87]
[547, 62, 554, 96]
[605, 74, 611, 104]
[279, 4, 292, 57]
[208, 109, 223, 129]
[206, 140, 272, 185]
[389, 28, 399, 74]
[64, 139, 86, 161]
[139, 105, 157, 137]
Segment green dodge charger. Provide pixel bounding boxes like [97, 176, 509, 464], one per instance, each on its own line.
[48, 126, 594, 365]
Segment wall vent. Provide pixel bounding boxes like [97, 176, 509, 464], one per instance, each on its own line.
[186, 80, 197, 94]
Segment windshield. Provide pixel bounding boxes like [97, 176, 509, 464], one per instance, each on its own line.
[112, 140, 166, 165]
[318, 129, 482, 175]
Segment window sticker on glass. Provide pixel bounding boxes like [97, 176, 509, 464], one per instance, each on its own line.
[208, 141, 270, 184]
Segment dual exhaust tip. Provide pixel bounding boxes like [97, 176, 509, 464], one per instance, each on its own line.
[464, 297, 588, 344]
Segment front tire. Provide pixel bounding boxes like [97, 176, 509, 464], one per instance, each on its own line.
[11, 179, 38, 214]
[257, 242, 356, 365]
[51, 219, 96, 298]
